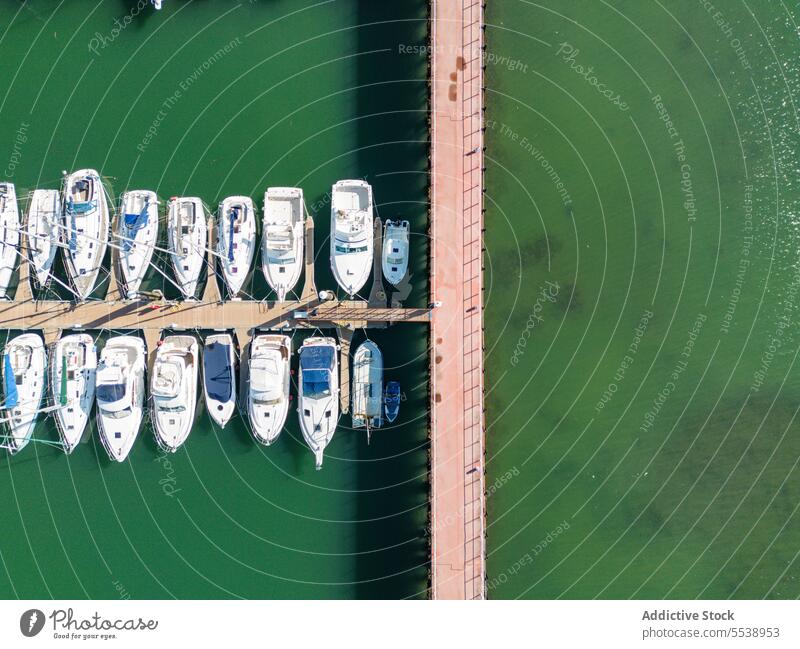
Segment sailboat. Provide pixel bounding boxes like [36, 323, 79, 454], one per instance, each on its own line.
[51, 334, 97, 453]
[297, 336, 339, 469]
[62, 169, 110, 300]
[168, 197, 207, 300]
[247, 334, 291, 445]
[26, 189, 61, 287]
[351, 340, 383, 441]
[117, 190, 159, 299]
[384, 381, 401, 423]
[0, 182, 20, 299]
[262, 187, 304, 302]
[381, 220, 410, 286]
[202, 333, 236, 428]
[218, 196, 256, 298]
[330, 180, 373, 296]
[96, 335, 146, 461]
[151, 335, 198, 452]
[1, 333, 46, 454]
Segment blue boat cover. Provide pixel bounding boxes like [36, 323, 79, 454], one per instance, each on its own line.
[3, 354, 18, 408]
[122, 199, 149, 252]
[204, 342, 232, 402]
[300, 345, 334, 397]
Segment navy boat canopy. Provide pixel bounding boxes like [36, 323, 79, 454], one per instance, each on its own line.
[204, 342, 232, 402]
[299, 345, 334, 370]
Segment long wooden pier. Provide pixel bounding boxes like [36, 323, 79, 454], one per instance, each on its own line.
[430, 0, 486, 600]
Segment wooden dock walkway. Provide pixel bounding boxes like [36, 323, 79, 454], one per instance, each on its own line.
[430, 0, 485, 600]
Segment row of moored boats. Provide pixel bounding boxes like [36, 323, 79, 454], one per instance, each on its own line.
[0, 174, 410, 301]
[1, 331, 400, 469]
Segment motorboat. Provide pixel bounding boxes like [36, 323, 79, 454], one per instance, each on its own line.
[151, 335, 198, 452]
[262, 187, 304, 302]
[330, 179, 373, 296]
[0, 333, 45, 454]
[297, 336, 339, 469]
[203, 333, 236, 428]
[168, 197, 207, 300]
[26, 189, 61, 287]
[0, 183, 20, 299]
[51, 334, 97, 453]
[62, 169, 109, 300]
[351, 340, 383, 438]
[117, 190, 159, 299]
[247, 334, 290, 445]
[382, 220, 410, 286]
[218, 196, 256, 298]
[384, 380, 401, 423]
[96, 335, 146, 461]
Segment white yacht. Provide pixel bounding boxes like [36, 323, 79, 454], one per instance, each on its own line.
[0, 183, 20, 299]
[351, 340, 383, 437]
[297, 336, 339, 469]
[62, 169, 109, 300]
[51, 334, 97, 453]
[96, 335, 146, 462]
[382, 220, 410, 286]
[151, 335, 198, 452]
[1, 333, 46, 454]
[168, 197, 207, 300]
[330, 179, 373, 296]
[262, 187, 304, 302]
[26, 189, 61, 287]
[117, 190, 159, 299]
[247, 334, 290, 445]
[218, 196, 256, 298]
[202, 333, 236, 428]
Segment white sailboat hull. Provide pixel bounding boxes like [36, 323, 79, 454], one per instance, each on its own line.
[168, 197, 207, 300]
[351, 340, 383, 429]
[27, 189, 61, 287]
[262, 187, 304, 302]
[2, 333, 46, 453]
[62, 169, 110, 300]
[52, 333, 97, 453]
[118, 190, 159, 298]
[218, 196, 256, 298]
[0, 183, 20, 299]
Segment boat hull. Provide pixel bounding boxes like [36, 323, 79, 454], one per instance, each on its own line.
[203, 334, 237, 428]
[262, 188, 304, 302]
[118, 190, 159, 298]
[351, 340, 383, 429]
[151, 335, 198, 452]
[0, 183, 20, 299]
[218, 196, 256, 298]
[168, 197, 207, 300]
[2, 333, 46, 453]
[382, 220, 410, 286]
[27, 189, 60, 287]
[298, 336, 339, 469]
[330, 180, 374, 296]
[52, 334, 97, 453]
[247, 334, 291, 445]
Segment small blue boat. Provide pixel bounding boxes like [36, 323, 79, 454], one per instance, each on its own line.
[384, 381, 400, 423]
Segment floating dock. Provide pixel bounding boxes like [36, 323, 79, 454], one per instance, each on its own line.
[430, 0, 486, 600]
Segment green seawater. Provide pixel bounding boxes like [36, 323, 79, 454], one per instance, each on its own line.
[0, 0, 429, 599]
[486, 1, 800, 598]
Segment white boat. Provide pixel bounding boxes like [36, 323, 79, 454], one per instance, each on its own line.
[62, 169, 109, 300]
[96, 335, 146, 462]
[218, 196, 256, 298]
[151, 335, 198, 452]
[26, 189, 61, 287]
[298, 336, 339, 469]
[1, 333, 46, 454]
[117, 190, 159, 299]
[168, 197, 207, 300]
[51, 334, 97, 453]
[330, 180, 373, 296]
[202, 333, 236, 428]
[0, 183, 20, 299]
[247, 334, 290, 445]
[262, 187, 304, 302]
[351, 340, 383, 437]
[382, 220, 410, 286]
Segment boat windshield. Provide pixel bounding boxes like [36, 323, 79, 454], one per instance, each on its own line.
[97, 383, 126, 403]
[335, 244, 368, 254]
[302, 369, 330, 398]
[204, 343, 232, 402]
[102, 406, 131, 419]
